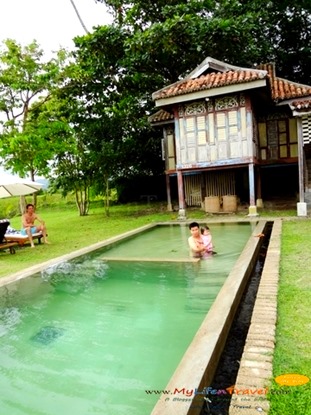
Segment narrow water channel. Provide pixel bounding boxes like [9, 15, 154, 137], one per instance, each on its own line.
[200, 222, 273, 415]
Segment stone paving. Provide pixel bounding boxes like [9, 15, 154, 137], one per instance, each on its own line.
[228, 219, 282, 415]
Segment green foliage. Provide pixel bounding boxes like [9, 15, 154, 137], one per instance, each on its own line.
[49, 136, 95, 216]
[95, 0, 311, 84]
[57, 25, 165, 210]
[0, 201, 20, 220]
[0, 39, 69, 179]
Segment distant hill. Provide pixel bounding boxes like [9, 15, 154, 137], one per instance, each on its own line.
[36, 178, 49, 190]
[0, 167, 50, 190]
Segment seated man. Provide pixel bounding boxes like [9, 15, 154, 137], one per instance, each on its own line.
[21, 203, 50, 248]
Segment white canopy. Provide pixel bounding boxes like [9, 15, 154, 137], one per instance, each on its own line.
[0, 173, 43, 198]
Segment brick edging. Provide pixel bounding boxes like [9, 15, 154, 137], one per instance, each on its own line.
[228, 219, 281, 415]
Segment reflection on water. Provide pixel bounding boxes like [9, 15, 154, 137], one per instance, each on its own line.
[0, 222, 253, 415]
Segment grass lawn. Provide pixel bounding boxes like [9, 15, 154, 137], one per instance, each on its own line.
[268, 220, 311, 415]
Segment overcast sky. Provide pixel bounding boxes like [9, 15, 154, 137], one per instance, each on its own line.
[0, 0, 113, 54]
[0, 0, 113, 178]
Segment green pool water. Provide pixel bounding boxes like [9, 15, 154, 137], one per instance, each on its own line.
[0, 223, 254, 415]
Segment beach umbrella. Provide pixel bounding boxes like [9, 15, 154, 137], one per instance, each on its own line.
[0, 174, 43, 198]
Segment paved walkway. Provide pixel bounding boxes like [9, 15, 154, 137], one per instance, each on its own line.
[228, 219, 282, 415]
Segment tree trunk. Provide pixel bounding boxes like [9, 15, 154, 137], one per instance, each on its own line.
[74, 186, 89, 216]
[104, 177, 110, 217]
[32, 192, 37, 207]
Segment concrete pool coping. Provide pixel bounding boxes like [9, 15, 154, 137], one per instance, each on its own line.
[100, 257, 200, 262]
[150, 220, 267, 415]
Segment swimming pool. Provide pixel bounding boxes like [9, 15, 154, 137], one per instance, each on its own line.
[0, 222, 260, 415]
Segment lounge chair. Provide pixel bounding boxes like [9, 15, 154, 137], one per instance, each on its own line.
[0, 219, 18, 254]
[4, 226, 43, 246]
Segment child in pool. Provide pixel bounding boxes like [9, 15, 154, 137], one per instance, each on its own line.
[201, 226, 216, 255]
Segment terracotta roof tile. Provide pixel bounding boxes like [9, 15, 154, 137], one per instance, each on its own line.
[257, 63, 275, 78]
[148, 109, 174, 123]
[272, 78, 311, 101]
[258, 62, 311, 101]
[153, 70, 266, 100]
[153, 60, 311, 104]
[289, 99, 311, 111]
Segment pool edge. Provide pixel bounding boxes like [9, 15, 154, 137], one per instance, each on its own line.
[150, 220, 267, 415]
[0, 223, 157, 287]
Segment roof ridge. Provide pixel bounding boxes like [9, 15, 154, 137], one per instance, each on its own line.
[152, 69, 267, 100]
[187, 57, 267, 80]
[152, 58, 311, 103]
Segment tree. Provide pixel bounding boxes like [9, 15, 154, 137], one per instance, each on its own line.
[57, 0, 311, 209]
[41, 87, 97, 216]
[0, 39, 68, 209]
[94, 0, 311, 84]
[49, 133, 96, 216]
[0, 39, 68, 181]
[58, 25, 165, 210]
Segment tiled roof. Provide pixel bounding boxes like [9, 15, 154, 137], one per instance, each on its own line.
[289, 99, 311, 111]
[272, 79, 311, 101]
[152, 59, 311, 104]
[258, 63, 311, 101]
[148, 109, 174, 123]
[152, 70, 266, 100]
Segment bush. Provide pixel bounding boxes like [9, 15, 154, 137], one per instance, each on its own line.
[0, 199, 20, 219]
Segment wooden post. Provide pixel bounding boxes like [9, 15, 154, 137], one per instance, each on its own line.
[296, 117, 307, 216]
[297, 117, 305, 203]
[166, 174, 173, 212]
[248, 163, 258, 216]
[177, 170, 186, 219]
[256, 166, 263, 208]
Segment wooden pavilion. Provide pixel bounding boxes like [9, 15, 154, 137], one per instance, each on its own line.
[149, 57, 311, 218]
